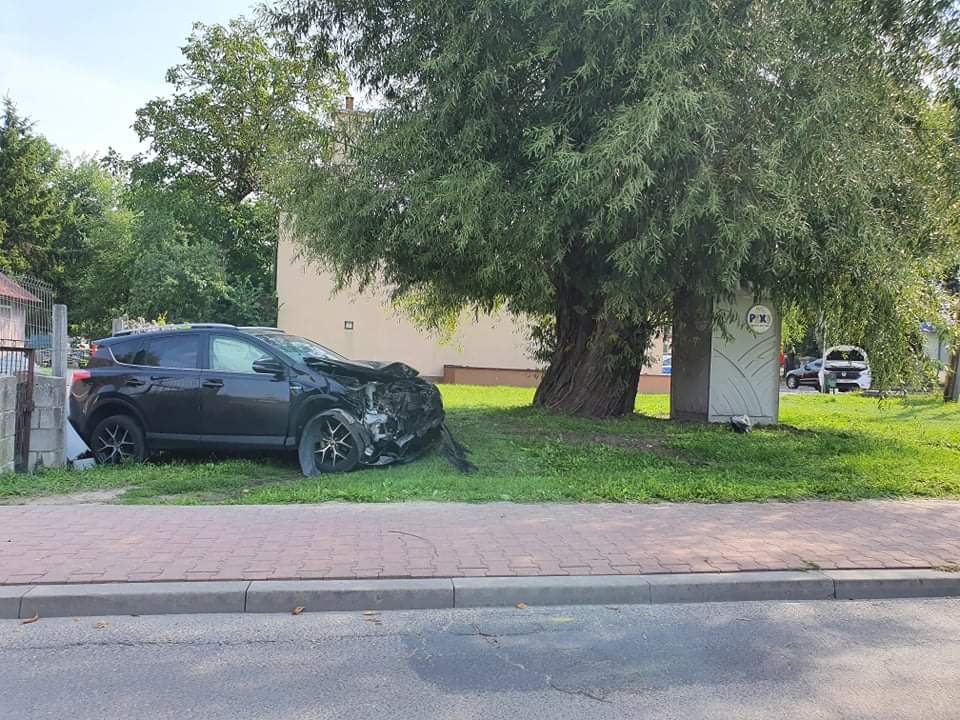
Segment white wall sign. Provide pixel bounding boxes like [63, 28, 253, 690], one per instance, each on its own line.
[746, 305, 773, 333]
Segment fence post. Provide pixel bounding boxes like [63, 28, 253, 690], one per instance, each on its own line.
[52, 304, 68, 379]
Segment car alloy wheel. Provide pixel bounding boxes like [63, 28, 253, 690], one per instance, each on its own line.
[786, 376, 799, 389]
[93, 419, 141, 464]
[313, 416, 357, 472]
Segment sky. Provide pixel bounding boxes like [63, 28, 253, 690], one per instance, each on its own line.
[0, 0, 259, 159]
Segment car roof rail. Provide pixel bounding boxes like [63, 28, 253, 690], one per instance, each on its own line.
[239, 326, 285, 333]
[112, 323, 237, 337]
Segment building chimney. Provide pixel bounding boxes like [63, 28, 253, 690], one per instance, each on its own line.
[345, 96, 354, 112]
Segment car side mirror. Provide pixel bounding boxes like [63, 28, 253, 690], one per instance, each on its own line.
[252, 358, 285, 376]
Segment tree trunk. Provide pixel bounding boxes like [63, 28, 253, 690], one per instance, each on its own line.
[945, 345, 960, 403]
[534, 286, 650, 417]
[945, 304, 960, 403]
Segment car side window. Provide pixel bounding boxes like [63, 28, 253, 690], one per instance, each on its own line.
[110, 339, 144, 365]
[140, 335, 202, 369]
[209, 336, 273, 374]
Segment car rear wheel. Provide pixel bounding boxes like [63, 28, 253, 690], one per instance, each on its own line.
[298, 411, 362, 475]
[91, 414, 147, 465]
[785, 375, 799, 389]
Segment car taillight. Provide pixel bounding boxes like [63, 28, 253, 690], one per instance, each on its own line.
[89, 343, 98, 356]
[72, 370, 91, 382]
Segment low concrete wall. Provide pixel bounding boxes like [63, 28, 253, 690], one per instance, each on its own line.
[638, 374, 671, 395]
[28, 375, 66, 471]
[443, 365, 543, 388]
[443, 365, 672, 394]
[0, 375, 15, 473]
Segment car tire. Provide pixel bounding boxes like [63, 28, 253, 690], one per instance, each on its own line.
[91, 414, 147, 465]
[298, 410, 363, 476]
[785, 376, 799, 389]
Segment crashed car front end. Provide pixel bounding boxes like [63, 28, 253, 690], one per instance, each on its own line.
[354, 376, 446, 466]
[304, 356, 448, 468]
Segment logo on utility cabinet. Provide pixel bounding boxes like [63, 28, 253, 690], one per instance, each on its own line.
[747, 305, 773, 333]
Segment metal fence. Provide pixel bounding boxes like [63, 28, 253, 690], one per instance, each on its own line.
[0, 346, 35, 471]
[0, 272, 54, 368]
[0, 273, 53, 471]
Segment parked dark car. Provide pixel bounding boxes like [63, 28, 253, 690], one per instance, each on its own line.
[785, 358, 823, 390]
[69, 325, 446, 474]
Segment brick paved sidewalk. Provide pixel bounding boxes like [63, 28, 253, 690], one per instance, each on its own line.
[1, 500, 959, 585]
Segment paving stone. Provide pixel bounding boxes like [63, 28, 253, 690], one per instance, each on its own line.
[0, 501, 959, 584]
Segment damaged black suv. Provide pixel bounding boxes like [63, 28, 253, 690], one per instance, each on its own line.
[69, 324, 448, 474]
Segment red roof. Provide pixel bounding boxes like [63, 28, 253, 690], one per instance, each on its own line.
[0, 272, 40, 303]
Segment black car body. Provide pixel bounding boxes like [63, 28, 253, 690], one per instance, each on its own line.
[785, 359, 823, 390]
[69, 325, 445, 473]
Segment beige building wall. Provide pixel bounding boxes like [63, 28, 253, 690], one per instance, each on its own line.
[277, 235, 541, 378]
[277, 229, 670, 388]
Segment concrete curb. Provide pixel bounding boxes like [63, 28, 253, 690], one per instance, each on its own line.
[2, 570, 960, 619]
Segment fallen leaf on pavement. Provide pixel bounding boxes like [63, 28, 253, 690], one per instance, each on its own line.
[95, 621, 109, 629]
[20, 613, 39, 625]
[363, 610, 379, 616]
[550, 616, 575, 624]
[516, 602, 528, 610]
[292, 607, 305, 615]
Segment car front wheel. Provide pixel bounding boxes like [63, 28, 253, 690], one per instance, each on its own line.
[786, 375, 799, 389]
[91, 414, 147, 465]
[298, 410, 362, 475]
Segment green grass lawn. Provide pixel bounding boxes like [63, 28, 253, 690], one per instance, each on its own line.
[2, 386, 959, 504]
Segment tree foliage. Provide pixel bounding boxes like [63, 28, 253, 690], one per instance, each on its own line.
[125, 18, 345, 328]
[0, 98, 62, 285]
[134, 17, 344, 204]
[54, 158, 137, 336]
[1, 17, 345, 337]
[270, 0, 960, 413]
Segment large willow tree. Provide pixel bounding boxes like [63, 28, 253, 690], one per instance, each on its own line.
[270, 0, 958, 416]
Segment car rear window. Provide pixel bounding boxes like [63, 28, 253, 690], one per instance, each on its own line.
[826, 349, 865, 362]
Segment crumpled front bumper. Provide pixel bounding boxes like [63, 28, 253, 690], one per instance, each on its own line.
[357, 381, 446, 466]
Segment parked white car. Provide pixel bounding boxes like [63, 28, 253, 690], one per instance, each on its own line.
[820, 345, 872, 391]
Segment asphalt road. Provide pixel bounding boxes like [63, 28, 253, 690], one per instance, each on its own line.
[2, 599, 958, 719]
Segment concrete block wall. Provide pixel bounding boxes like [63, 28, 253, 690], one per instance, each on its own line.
[0, 375, 15, 473]
[28, 375, 66, 471]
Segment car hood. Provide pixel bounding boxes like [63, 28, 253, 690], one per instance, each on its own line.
[304, 356, 420, 381]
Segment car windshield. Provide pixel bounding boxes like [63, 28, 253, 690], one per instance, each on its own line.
[254, 333, 350, 364]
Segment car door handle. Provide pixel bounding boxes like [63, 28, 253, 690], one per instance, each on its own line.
[150, 375, 172, 381]
[125, 378, 145, 387]
[202, 378, 224, 389]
